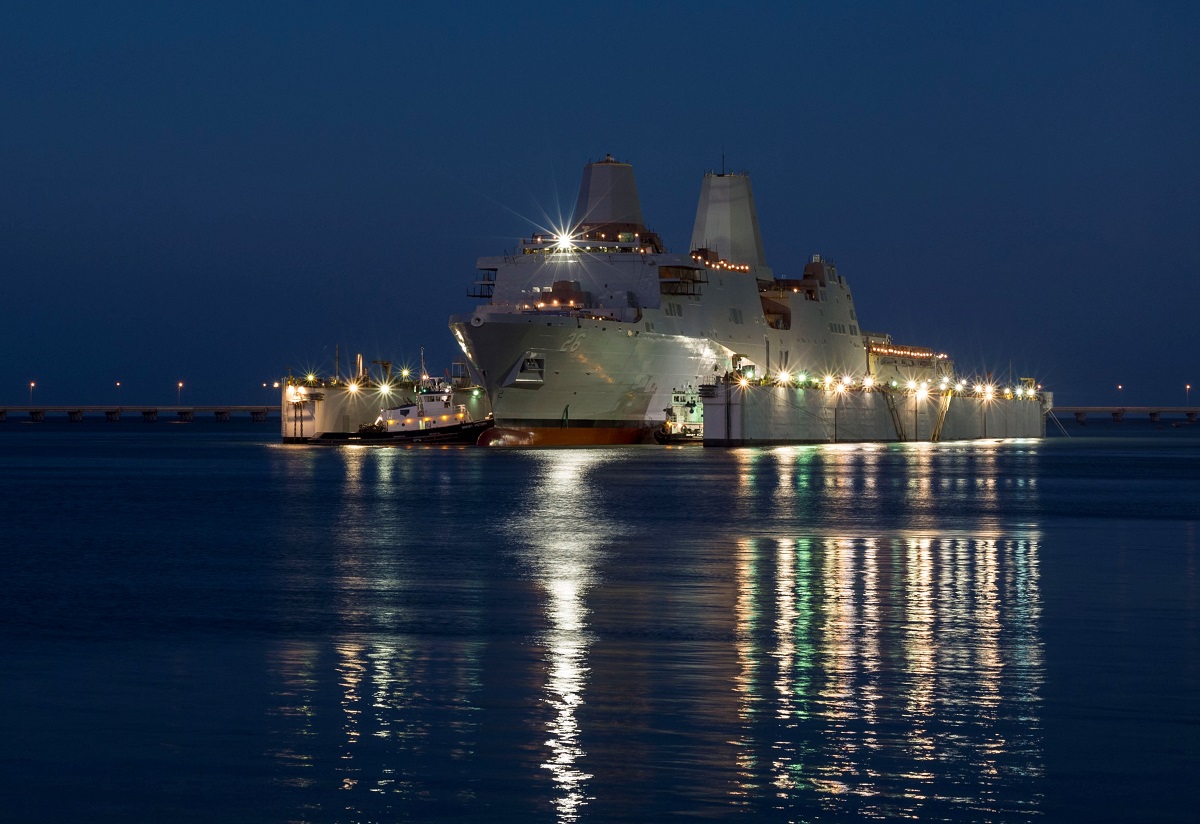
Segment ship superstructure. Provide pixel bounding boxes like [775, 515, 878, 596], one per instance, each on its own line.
[449, 156, 915, 446]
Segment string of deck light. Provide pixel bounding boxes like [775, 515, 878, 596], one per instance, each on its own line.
[729, 370, 1043, 401]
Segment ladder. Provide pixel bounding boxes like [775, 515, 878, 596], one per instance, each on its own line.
[930, 392, 953, 442]
[884, 389, 907, 441]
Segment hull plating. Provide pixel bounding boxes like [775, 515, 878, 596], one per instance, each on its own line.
[451, 313, 722, 445]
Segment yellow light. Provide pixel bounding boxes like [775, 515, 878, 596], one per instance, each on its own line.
[739, 377, 749, 388]
[441, 415, 448, 421]
[862, 376, 874, 388]
[401, 369, 410, 378]
[348, 383, 359, 393]
[305, 374, 315, 383]
[405, 418, 412, 424]
[380, 383, 391, 395]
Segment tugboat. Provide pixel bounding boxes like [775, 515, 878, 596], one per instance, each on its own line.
[354, 376, 493, 444]
[653, 385, 704, 444]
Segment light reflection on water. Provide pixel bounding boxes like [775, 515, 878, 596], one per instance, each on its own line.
[504, 449, 625, 822]
[261, 441, 1046, 821]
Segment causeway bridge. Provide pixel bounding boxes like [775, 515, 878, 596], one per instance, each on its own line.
[0, 406, 276, 423]
[1051, 406, 1198, 425]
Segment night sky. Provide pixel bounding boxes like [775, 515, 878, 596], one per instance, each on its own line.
[3, 2, 1197, 407]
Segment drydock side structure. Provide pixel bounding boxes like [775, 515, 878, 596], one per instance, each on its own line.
[450, 155, 1046, 446]
[702, 380, 1050, 446]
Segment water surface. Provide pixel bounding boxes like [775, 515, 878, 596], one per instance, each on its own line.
[2, 420, 1197, 821]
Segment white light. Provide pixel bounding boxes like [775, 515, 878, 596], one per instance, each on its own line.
[777, 371, 791, 383]
[955, 382, 965, 392]
[555, 234, 573, 251]
[907, 380, 917, 390]
[862, 376, 874, 388]
[842, 375, 852, 385]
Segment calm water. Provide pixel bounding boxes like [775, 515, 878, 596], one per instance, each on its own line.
[2, 419, 1198, 822]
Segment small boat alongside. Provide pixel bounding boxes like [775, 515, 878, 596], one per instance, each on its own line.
[654, 385, 704, 444]
[341, 379, 494, 444]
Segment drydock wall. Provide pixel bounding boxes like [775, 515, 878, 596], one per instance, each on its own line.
[702, 384, 1046, 446]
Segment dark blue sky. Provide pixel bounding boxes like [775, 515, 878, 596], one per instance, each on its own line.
[3, 1, 1197, 406]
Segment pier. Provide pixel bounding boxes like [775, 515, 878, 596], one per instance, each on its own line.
[1051, 406, 1199, 425]
[0, 406, 276, 423]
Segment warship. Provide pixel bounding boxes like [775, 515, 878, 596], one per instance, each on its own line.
[449, 155, 1042, 446]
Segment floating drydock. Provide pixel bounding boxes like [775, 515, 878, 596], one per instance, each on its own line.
[701, 380, 1050, 446]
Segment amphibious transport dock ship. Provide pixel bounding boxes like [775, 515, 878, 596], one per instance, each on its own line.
[449, 155, 1045, 446]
